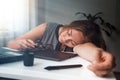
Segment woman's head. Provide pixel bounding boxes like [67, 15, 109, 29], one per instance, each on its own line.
[59, 20, 106, 50]
[58, 26, 85, 48]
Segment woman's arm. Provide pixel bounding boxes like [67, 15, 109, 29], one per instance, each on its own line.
[73, 43, 103, 63]
[73, 42, 116, 77]
[7, 23, 47, 50]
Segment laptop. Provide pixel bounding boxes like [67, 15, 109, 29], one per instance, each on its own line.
[34, 50, 78, 61]
[21, 47, 78, 61]
[0, 47, 23, 64]
[0, 47, 78, 62]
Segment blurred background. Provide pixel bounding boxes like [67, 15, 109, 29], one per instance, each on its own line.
[0, 0, 120, 72]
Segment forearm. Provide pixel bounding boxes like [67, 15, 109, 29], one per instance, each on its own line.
[7, 40, 20, 50]
[73, 42, 103, 63]
[73, 42, 116, 77]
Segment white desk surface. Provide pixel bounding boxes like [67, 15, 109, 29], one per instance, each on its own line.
[0, 56, 115, 80]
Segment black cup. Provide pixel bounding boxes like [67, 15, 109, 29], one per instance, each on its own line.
[23, 50, 34, 66]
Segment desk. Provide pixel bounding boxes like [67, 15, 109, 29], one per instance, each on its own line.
[0, 56, 116, 80]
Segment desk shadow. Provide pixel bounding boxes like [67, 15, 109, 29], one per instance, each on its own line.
[103, 72, 115, 79]
[114, 71, 120, 80]
[0, 77, 18, 80]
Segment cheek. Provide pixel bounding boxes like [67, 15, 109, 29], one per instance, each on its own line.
[58, 32, 65, 42]
[58, 36, 61, 42]
[58, 35, 63, 43]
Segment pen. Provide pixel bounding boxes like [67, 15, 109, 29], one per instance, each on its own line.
[44, 64, 82, 70]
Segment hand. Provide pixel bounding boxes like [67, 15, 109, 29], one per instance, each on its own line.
[73, 43, 116, 77]
[15, 39, 35, 50]
[88, 51, 116, 77]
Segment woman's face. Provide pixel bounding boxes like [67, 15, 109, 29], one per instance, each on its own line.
[59, 28, 85, 48]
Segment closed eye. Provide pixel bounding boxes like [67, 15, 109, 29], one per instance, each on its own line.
[67, 30, 72, 36]
[66, 29, 78, 47]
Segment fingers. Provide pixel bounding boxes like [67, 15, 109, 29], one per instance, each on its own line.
[88, 65, 110, 77]
[97, 52, 116, 70]
[26, 39, 36, 48]
[87, 52, 116, 77]
[102, 52, 116, 69]
[88, 62, 112, 71]
[17, 39, 35, 50]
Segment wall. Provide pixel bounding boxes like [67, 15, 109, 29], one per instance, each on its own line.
[45, 0, 116, 24]
[37, 0, 120, 71]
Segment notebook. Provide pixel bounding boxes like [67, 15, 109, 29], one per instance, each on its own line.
[0, 47, 23, 64]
